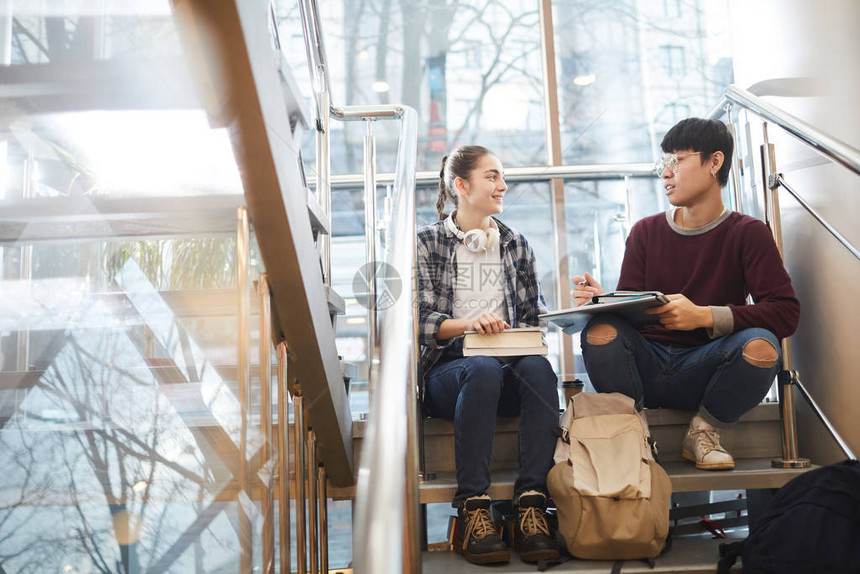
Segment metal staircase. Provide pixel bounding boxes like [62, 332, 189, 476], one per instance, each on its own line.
[291, 402, 810, 572]
[282, 0, 860, 571]
[2, 2, 858, 573]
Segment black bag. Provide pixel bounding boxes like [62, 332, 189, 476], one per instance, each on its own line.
[718, 459, 860, 574]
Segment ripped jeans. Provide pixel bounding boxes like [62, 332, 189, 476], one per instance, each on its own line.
[581, 314, 780, 427]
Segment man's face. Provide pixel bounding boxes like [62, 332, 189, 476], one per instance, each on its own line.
[659, 149, 717, 207]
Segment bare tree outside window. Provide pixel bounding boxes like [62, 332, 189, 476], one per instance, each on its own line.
[277, 0, 545, 173]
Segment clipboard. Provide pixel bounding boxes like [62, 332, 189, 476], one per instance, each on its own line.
[539, 291, 670, 335]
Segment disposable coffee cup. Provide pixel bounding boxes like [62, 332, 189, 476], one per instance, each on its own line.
[562, 379, 585, 405]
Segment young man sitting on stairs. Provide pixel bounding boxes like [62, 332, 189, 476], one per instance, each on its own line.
[572, 118, 800, 471]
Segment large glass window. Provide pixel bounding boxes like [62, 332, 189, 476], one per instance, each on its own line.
[7, 3, 179, 65]
[553, 0, 734, 164]
[276, 0, 546, 173]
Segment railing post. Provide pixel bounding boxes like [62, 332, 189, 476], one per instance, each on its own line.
[405, 355, 422, 572]
[0, 0, 11, 66]
[724, 104, 745, 214]
[294, 395, 308, 574]
[307, 430, 319, 574]
[276, 343, 291, 574]
[259, 275, 275, 574]
[760, 124, 810, 469]
[364, 119, 379, 398]
[237, 206, 253, 574]
[622, 175, 633, 237]
[317, 85, 332, 286]
[317, 465, 329, 574]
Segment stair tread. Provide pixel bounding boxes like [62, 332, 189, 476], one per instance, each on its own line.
[418, 459, 814, 504]
[353, 404, 782, 436]
[327, 285, 346, 315]
[306, 190, 330, 236]
[423, 536, 741, 573]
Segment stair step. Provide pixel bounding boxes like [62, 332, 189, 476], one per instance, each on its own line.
[277, 51, 310, 142]
[403, 404, 785, 475]
[417, 459, 813, 504]
[306, 190, 331, 237]
[353, 403, 808, 503]
[326, 285, 346, 315]
[423, 536, 741, 573]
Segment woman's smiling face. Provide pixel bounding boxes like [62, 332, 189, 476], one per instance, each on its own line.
[456, 153, 507, 217]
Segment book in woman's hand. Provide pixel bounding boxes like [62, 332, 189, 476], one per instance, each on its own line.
[462, 326, 548, 357]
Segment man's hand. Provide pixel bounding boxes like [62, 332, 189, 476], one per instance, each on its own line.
[571, 272, 603, 307]
[644, 294, 713, 331]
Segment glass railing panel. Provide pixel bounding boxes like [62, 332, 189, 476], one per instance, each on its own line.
[331, 235, 371, 416]
[0, 234, 281, 573]
[562, 176, 661, 388]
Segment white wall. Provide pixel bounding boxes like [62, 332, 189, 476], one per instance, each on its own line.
[729, 0, 860, 462]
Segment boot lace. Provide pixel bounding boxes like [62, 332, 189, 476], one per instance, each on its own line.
[463, 507, 496, 549]
[518, 506, 550, 538]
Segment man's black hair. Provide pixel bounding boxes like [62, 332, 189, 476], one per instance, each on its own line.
[661, 118, 734, 187]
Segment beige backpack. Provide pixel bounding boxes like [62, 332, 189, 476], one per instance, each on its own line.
[547, 392, 672, 560]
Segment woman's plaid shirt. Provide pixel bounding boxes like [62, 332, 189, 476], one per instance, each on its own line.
[416, 217, 548, 382]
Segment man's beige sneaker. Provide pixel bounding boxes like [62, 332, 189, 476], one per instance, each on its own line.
[682, 415, 735, 470]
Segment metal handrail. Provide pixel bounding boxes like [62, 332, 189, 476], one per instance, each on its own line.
[708, 84, 860, 176]
[710, 85, 858, 462]
[311, 162, 656, 189]
[794, 373, 857, 461]
[352, 107, 419, 574]
[775, 174, 860, 263]
[296, 0, 420, 570]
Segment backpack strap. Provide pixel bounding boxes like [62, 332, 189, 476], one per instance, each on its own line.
[717, 540, 745, 574]
[610, 560, 624, 574]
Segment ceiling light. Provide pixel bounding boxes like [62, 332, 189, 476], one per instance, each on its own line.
[573, 74, 596, 86]
[372, 81, 390, 93]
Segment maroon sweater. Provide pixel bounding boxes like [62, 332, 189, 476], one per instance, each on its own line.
[617, 210, 800, 347]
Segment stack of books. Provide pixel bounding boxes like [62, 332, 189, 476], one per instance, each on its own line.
[462, 326, 548, 357]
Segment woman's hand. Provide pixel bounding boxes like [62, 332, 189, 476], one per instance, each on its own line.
[570, 272, 603, 307]
[435, 313, 510, 340]
[468, 313, 510, 335]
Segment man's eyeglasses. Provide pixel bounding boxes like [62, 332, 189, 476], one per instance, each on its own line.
[654, 151, 702, 174]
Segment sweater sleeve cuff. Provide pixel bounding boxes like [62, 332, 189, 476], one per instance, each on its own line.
[707, 306, 734, 339]
[421, 311, 456, 349]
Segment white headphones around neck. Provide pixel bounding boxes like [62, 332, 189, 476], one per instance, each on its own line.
[445, 213, 500, 252]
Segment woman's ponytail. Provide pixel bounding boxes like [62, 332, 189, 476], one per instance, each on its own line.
[435, 145, 491, 220]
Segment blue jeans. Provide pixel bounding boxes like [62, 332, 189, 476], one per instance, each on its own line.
[581, 314, 780, 427]
[423, 355, 559, 504]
